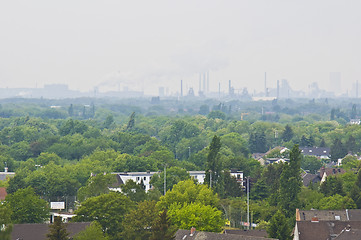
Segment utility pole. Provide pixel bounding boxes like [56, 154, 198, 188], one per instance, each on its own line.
[247, 176, 250, 230]
[164, 165, 166, 195]
[209, 170, 212, 188]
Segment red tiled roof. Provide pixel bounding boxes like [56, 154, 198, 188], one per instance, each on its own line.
[0, 187, 7, 201]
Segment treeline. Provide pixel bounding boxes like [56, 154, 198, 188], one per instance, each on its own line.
[1, 98, 361, 239]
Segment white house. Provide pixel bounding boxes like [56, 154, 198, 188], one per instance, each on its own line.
[110, 170, 243, 192]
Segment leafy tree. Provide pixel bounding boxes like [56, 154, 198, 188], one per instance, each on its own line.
[150, 167, 190, 193]
[77, 173, 117, 202]
[320, 176, 345, 197]
[199, 105, 210, 115]
[282, 124, 293, 142]
[103, 114, 115, 129]
[150, 209, 176, 240]
[73, 221, 109, 240]
[46, 216, 69, 240]
[317, 194, 356, 210]
[168, 202, 223, 232]
[6, 186, 49, 223]
[0, 204, 12, 240]
[157, 180, 219, 210]
[207, 110, 226, 120]
[122, 200, 159, 240]
[73, 192, 135, 238]
[120, 179, 147, 202]
[301, 156, 322, 174]
[267, 210, 291, 240]
[279, 145, 302, 218]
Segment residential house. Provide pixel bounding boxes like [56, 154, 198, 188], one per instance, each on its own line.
[176, 228, 277, 240]
[349, 119, 361, 125]
[11, 222, 91, 240]
[0, 167, 15, 181]
[300, 147, 330, 159]
[319, 167, 346, 183]
[293, 209, 361, 240]
[301, 172, 321, 187]
[110, 170, 243, 192]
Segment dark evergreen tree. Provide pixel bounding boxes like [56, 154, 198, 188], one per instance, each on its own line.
[307, 135, 315, 147]
[279, 145, 302, 218]
[282, 125, 293, 142]
[331, 138, 347, 161]
[150, 209, 176, 240]
[251, 178, 269, 200]
[350, 185, 361, 208]
[205, 135, 222, 188]
[346, 135, 357, 154]
[331, 108, 335, 120]
[68, 104, 73, 117]
[126, 112, 136, 131]
[300, 135, 308, 147]
[267, 210, 291, 240]
[47, 216, 69, 240]
[351, 104, 357, 119]
[320, 138, 326, 147]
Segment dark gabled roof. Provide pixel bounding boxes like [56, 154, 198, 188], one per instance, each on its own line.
[334, 228, 361, 240]
[296, 209, 361, 221]
[300, 147, 330, 157]
[302, 173, 321, 187]
[175, 229, 278, 240]
[223, 229, 269, 238]
[11, 222, 91, 240]
[295, 221, 361, 240]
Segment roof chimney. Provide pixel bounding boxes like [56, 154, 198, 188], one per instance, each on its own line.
[190, 227, 196, 236]
[296, 209, 300, 221]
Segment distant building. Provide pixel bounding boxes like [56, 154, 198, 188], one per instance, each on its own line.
[300, 147, 330, 159]
[110, 170, 243, 192]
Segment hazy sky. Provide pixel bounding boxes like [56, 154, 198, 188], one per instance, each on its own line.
[1, 0, 361, 95]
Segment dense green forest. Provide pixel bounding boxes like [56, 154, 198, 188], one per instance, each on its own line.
[1, 97, 361, 240]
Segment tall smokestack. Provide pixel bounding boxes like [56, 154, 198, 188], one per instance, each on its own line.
[357, 80, 359, 98]
[207, 71, 209, 93]
[219, 82, 221, 99]
[203, 73, 206, 93]
[265, 72, 268, 97]
[277, 80, 280, 99]
[199, 73, 202, 94]
[180, 80, 183, 97]
[229, 80, 231, 95]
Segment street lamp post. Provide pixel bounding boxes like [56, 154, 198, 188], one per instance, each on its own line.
[247, 176, 250, 230]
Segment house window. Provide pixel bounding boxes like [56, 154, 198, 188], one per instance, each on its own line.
[136, 177, 140, 181]
[144, 177, 146, 181]
[237, 174, 240, 179]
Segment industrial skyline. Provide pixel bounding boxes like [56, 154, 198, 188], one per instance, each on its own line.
[1, 1, 361, 96]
